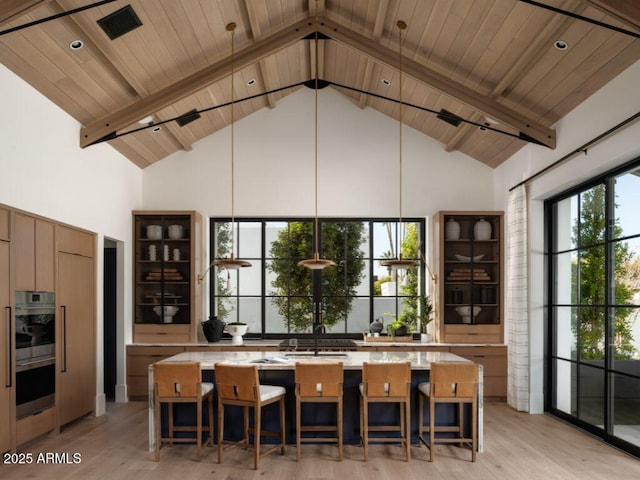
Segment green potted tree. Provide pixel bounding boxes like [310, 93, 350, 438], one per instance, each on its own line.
[418, 295, 434, 343]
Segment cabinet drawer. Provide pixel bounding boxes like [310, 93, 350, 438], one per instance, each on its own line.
[16, 407, 56, 446]
[127, 345, 185, 357]
[457, 355, 507, 376]
[450, 346, 507, 357]
[444, 325, 502, 344]
[133, 324, 191, 343]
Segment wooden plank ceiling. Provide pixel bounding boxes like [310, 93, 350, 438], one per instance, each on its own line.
[0, 0, 638, 168]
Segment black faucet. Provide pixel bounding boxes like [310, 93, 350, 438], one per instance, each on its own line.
[312, 301, 324, 356]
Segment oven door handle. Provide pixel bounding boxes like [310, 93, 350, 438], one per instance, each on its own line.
[15, 356, 56, 371]
[5, 306, 11, 388]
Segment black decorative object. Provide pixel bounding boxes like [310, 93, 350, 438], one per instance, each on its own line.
[202, 316, 225, 343]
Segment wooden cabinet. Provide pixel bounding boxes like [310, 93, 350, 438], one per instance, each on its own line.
[434, 212, 504, 344]
[56, 225, 95, 258]
[0, 241, 12, 453]
[0, 207, 9, 241]
[126, 346, 185, 400]
[13, 214, 55, 292]
[450, 346, 507, 400]
[132, 211, 202, 343]
[56, 252, 95, 426]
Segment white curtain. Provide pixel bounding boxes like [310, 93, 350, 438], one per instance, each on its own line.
[507, 185, 529, 411]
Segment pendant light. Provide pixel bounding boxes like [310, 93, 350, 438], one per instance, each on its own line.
[215, 22, 251, 270]
[381, 20, 418, 270]
[298, 4, 335, 270]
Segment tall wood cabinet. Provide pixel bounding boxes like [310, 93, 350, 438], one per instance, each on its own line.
[133, 211, 202, 343]
[0, 220, 12, 453]
[434, 211, 504, 344]
[56, 250, 95, 426]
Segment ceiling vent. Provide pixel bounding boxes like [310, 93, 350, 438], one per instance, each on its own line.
[97, 5, 143, 40]
[176, 109, 201, 127]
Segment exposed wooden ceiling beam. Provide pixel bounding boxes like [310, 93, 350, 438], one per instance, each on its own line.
[584, 0, 640, 30]
[80, 17, 316, 148]
[317, 16, 556, 149]
[308, 0, 326, 81]
[244, 0, 276, 109]
[446, 0, 584, 153]
[358, 0, 389, 109]
[0, 0, 54, 26]
[48, 1, 191, 154]
[0, 0, 53, 25]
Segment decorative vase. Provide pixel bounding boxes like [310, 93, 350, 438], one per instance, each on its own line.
[202, 316, 225, 343]
[370, 316, 384, 334]
[227, 324, 248, 345]
[390, 325, 408, 337]
[445, 218, 460, 240]
[420, 333, 432, 343]
[474, 218, 492, 240]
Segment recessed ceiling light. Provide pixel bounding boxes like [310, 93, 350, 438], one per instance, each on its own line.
[247, 78, 256, 86]
[69, 40, 84, 50]
[554, 40, 568, 50]
[382, 78, 391, 86]
[152, 126, 161, 133]
[138, 114, 154, 124]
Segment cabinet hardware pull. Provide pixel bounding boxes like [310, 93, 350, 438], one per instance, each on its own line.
[5, 306, 11, 387]
[61, 305, 67, 373]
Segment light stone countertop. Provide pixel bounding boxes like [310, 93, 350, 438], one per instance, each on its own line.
[158, 349, 474, 370]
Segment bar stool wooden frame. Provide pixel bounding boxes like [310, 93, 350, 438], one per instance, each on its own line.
[359, 362, 411, 462]
[153, 361, 214, 462]
[418, 362, 478, 462]
[295, 362, 344, 461]
[215, 364, 286, 470]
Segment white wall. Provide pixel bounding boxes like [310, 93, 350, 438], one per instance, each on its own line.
[494, 59, 640, 413]
[142, 87, 495, 218]
[0, 64, 143, 409]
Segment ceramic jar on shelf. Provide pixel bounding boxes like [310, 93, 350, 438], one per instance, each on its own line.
[474, 218, 492, 240]
[445, 218, 461, 240]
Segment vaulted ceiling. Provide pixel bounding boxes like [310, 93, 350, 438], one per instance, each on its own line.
[1, 0, 639, 169]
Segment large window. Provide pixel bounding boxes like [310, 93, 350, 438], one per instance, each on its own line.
[547, 162, 640, 457]
[209, 218, 426, 337]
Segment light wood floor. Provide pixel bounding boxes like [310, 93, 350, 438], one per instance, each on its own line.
[2, 401, 639, 480]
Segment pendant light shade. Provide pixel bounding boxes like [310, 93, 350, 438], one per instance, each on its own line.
[215, 22, 251, 271]
[380, 20, 418, 271]
[298, 8, 335, 271]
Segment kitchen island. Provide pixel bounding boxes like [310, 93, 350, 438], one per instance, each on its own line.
[148, 350, 484, 452]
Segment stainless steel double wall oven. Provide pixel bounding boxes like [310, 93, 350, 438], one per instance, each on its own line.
[14, 291, 55, 419]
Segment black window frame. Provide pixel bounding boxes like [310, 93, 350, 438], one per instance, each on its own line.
[208, 216, 426, 339]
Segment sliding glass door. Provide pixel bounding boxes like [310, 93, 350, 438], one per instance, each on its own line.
[548, 162, 640, 457]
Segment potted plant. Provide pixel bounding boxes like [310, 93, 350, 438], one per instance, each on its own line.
[418, 295, 434, 343]
[385, 313, 411, 338]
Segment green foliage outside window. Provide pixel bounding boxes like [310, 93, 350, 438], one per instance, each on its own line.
[268, 221, 366, 332]
[573, 185, 636, 359]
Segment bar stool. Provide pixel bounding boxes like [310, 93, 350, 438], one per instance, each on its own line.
[215, 364, 286, 470]
[153, 361, 214, 461]
[359, 362, 411, 461]
[295, 362, 344, 461]
[418, 362, 478, 462]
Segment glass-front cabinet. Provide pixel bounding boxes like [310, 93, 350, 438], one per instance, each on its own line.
[434, 211, 504, 344]
[133, 211, 201, 343]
